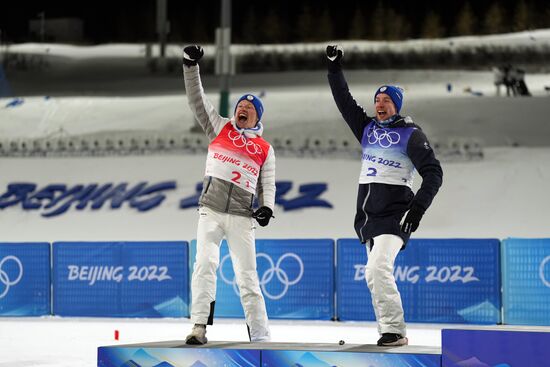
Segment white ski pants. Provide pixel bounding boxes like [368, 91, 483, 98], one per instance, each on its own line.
[190, 206, 270, 342]
[365, 234, 406, 336]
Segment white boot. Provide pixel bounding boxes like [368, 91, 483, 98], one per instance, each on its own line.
[185, 324, 207, 345]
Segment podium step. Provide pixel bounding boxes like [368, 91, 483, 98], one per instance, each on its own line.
[98, 340, 441, 367]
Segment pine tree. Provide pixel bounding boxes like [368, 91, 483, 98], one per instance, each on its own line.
[386, 9, 411, 40]
[296, 4, 314, 42]
[191, 7, 210, 43]
[263, 8, 284, 43]
[513, 0, 530, 32]
[368, 1, 384, 40]
[454, 2, 476, 36]
[349, 4, 367, 39]
[484, 2, 506, 34]
[421, 11, 445, 39]
[240, 7, 258, 44]
[316, 6, 334, 42]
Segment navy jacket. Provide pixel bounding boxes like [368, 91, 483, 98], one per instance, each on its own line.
[328, 67, 443, 247]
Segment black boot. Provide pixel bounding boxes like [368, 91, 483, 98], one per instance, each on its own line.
[377, 333, 408, 346]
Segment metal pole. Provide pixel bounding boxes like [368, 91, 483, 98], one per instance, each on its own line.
[218, 0, 231, 117]
[0, 28, 12, 98]
[156, 0, 168, 58]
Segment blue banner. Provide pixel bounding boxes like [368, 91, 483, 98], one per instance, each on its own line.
[502, 238, 550, 325]
[53, 241, 189, 317]
[442, 329, 550, 367]
[189, 239, 334, 320]
[0, 242, 50, 316]
[337, 238, 501, 323]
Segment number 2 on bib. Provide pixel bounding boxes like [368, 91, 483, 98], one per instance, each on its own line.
[231, 171, 241, 184]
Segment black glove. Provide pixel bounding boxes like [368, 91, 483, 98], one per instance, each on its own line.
[401, 204, 425, 234]
[326, 45, 344, 72]
[252, 206, 274, 227]
[183, 45, 204, 67]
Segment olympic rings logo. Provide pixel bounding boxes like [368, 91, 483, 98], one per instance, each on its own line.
[228, 130, 263, 155]
[540, 255, 550, 288]
[219, 252, 304, 300]
[0, 256, 24, 299]
[367, 127, 401, 148]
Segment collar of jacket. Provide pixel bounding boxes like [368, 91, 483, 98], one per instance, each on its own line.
[372, 115, 414, 128]
[373, 114, 400, 128]
[231, 119, 264, 138]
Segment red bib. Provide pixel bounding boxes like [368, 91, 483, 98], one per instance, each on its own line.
[205, 123, 271, 194]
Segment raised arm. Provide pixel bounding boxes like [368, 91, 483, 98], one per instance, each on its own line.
[183, 45, 228, 141]
[326, 45, 370, 142]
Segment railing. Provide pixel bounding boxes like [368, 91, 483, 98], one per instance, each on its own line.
[0, 132, 484, 162]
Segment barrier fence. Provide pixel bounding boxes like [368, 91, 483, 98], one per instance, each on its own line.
[1, 238, 549, 326]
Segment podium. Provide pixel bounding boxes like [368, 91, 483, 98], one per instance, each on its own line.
[98, 340, 441, 366]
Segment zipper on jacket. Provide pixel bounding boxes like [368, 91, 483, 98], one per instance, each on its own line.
[204, 176, 212, 194]
[359, 184, 371, 243]
[225, 183, 234, 212]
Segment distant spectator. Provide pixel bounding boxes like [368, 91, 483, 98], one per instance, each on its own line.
[502, 64, 515, 97]
[492, 66, 504, 96]
[514, 67, 531, 97]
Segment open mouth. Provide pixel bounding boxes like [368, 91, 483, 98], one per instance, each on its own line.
[238, 112, 248, 124]
[377, 110, 387, 119]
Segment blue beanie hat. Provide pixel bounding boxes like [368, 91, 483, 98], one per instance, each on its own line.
[374, 85, 404, 114]
[235, 94, 264, 122]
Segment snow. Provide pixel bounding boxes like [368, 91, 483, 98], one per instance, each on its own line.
[2, 32, 550, 366]
[0, 318, 437, 367]
[5, 28, 550, 59]
[1, 317, 549, 366]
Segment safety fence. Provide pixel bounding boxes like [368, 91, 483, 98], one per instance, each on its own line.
[0, 131, 484, 162]
[0, 238, 549, 326]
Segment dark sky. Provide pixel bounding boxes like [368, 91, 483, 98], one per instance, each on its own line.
[1, 0, 547, 43]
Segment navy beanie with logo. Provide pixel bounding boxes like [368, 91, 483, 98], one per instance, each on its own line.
[235, 94, 264, 122]
[374, 85, 404, 114]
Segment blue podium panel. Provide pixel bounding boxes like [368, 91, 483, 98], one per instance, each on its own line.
[502, 238, 550, 325]
[190, 239, 334, 320]
[53, 241, 189, 317]
[337, 238, 501, 323]
[98, 341, 440, 367]
[98, 346, 260, 367]
[0, 242, 50, 316]
[263, 349, 440, 367]
[442, 329, 550, 367]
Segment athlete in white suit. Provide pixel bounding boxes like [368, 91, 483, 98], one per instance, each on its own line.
[182, 45, 276, 345]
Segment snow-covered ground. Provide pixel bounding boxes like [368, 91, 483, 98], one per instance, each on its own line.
[0, 318, 439, 367]
[3, 79, 550, 148]
[5, 28, 550, 59]
[1, 317, 549, 367]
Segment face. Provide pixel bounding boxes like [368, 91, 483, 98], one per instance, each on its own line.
[234, 100, 258, 129]
[374, 93, 397, 121]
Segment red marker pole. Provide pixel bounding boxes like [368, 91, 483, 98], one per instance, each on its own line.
[114, 330, 119, 341]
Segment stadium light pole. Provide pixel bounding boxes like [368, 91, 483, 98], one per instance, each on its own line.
[0, 29, 12, 97]
[216, 0, 232, 117]
[156, 0, 169, 65]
